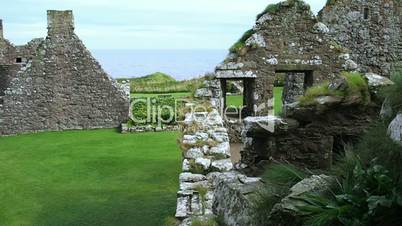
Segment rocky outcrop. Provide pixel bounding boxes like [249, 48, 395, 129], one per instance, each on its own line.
[388, 113, 402, 143]
[213, 172, 263, 226]
[269, 175, 334, 226]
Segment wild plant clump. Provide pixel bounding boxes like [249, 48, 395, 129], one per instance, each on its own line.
[253, 163, 309, 224]
[298, 72, 369, 106]
[298, 123, 402, 226]
[229, 29, 255, 54]
[253, 122, 402, 226]
[382, 71, 402, 112]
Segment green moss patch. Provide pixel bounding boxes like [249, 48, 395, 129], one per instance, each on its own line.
[299, 72, 369, 106]
[229, 29, 255, 54]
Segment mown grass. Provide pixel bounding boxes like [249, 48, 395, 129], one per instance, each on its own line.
[274, 87, 283, 116]
[226, 95, 243, 108]
[225, 87, 283, 115]
[0, 130, 181, 226]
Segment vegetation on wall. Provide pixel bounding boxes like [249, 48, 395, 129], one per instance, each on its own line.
[256, 0, 311, 20]
[298, 72, 369, 106]
[253, 163, 309, 224]
[229, 29, 255, 54]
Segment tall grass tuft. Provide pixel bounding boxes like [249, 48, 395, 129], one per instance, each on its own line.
[298, 122, 402, 226]
[253, 163, 309, 224]
[382, 71, 402, 112]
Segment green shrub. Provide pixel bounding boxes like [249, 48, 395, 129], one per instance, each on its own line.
[298, 123, 402, 226]
[341, 71, 370, 103]
[298, 72, 369, 106]
[256, 3, 281, 19]
[253, 163, 309, 223]
[298, 82, 344, 106]
[382, 71, 402, 112]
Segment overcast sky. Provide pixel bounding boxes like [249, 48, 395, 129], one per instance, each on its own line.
[1, 0, 327, 50]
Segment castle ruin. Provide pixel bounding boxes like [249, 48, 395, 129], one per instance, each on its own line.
[0, 10, 130, 135]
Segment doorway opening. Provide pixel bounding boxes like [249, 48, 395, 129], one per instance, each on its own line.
[275, 70, 314, 113]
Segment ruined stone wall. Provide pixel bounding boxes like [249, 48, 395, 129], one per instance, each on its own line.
[0, 20, 17, 66]
[216, 0, 354, 114]
[15, 38, 44, 65]
[319, 0, 401, 77]
[0, 10, 129, 135]
[239, 73, 390, 174]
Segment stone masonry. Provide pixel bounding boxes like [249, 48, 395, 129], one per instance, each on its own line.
[0, 11, 129, 135]
[216, 0, 353, 115]
[319, 0, 402, 77]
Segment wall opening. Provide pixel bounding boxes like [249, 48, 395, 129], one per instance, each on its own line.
[273, 73, 285, 116]
[221, 78, 255, 119]
[275, 70, 314, 112]
[16, 57, 22, 63]
[363, 7, 369, 20]
[222, 79, 244, 119]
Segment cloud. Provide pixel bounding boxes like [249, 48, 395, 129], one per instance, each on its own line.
[1, 0, 327, 49]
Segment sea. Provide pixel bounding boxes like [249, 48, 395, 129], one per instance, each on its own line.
[91, 49, 228, 80]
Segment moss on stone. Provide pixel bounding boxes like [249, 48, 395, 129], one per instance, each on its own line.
[229, 29, 255, 54]
[299, 72, 369, 106]
[256, 0, 311, 20]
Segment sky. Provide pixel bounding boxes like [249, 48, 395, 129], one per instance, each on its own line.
[0, 0, 327, 50]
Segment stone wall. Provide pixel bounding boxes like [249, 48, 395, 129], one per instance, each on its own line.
[319, 0, 401, 77]
[239, 74, 392, 174]
[0, 20, 17, 66]
[0, 10, 129, 135]
[175, 108, 233, 224]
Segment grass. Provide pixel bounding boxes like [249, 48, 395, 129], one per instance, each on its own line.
[299, 72, 369, 106]
[0, 129, 181, 226]
[274, 87, 283, 116]
[226, 95, 243, 108]
[229, 29, 255, 54]
[382, 71, 402, 113]
[225, 87, 283, 115]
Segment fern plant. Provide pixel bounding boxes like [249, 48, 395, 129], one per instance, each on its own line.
[298, 123, 402, 226]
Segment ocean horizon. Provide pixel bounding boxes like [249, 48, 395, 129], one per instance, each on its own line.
[91, 49, 228, 81]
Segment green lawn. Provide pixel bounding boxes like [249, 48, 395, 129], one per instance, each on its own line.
[226, 95, 243, 108]
[274, 87, 283, 116]
[0, 130, 181, 226]
[225, 87, 283, 115]
[131, 92, 191, 99]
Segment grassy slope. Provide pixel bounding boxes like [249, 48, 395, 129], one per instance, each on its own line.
[119, 72, 203, 94]
[225, 87, 283, 115]
[0, 130, 181, 226]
